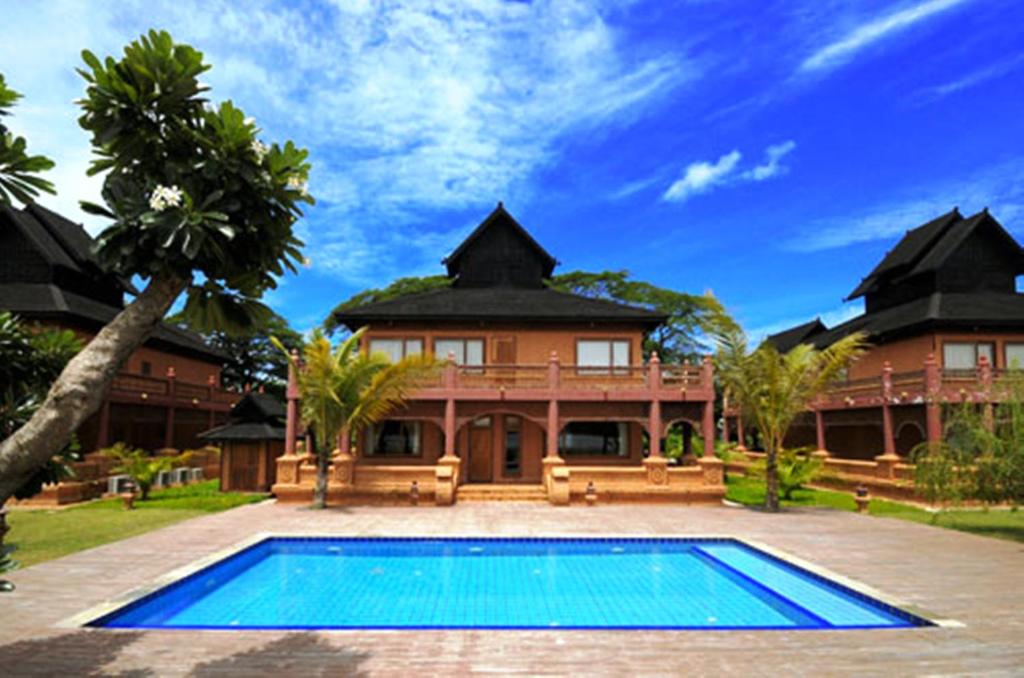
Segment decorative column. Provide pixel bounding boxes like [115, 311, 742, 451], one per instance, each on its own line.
[875, 361, 899, 480]
[437, 352, 460, 505]
[701, 355, 715, 458]
[543, 351, 569, 503]
[978, 355, 994, 432]
[332, 425, 354, 486]
[924, 353, 943, 447]
[163, 366, 176, 449]
[644, 352, 668, 486]
[274, 349, 303, 491]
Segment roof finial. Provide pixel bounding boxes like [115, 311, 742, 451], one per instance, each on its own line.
[497, 200, 504, 209]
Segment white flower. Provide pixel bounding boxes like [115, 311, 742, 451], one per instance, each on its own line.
[148, 185, 184, 212]
[286, 175, 308, 195]
[251, 139, 269, 160]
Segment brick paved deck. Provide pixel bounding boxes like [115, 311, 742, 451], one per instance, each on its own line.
[2, 500, 1022, 676]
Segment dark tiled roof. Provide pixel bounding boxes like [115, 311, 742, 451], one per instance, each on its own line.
[199, 421, 286, 442]
[231, 392, 286, 421]
[443, 203, 557, 279]
[0, 203, 223, 362]
[809, 292, 1024, 348]
[335, 286, 667, 329]
[765, 318, 827, 353]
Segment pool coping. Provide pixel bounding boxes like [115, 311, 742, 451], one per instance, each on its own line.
[59, 532, 963, 631]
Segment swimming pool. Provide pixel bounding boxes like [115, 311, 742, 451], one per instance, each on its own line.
[87, 537, 931, 630]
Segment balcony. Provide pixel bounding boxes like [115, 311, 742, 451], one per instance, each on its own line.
[411, 354, 713, 402]
[110, 368, 239, 410]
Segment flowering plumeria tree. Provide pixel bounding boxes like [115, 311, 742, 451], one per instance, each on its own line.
[0, 74, 55, 205]
[0, 31, 312, 504]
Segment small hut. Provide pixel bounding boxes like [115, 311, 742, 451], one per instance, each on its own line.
[199, 392, 289, 492]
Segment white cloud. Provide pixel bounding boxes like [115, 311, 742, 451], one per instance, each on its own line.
[799, 0, 972, 74]
[0, 0, 696, 282]
[663, 151, 742, 203]
[912, 53, 1024, 103]
[743, 140, 797, 181]
[662, 140, 796, 203]
[786, 160, 1024, 252]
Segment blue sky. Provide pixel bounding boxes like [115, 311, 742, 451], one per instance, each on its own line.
[3, 0, 1024, 339]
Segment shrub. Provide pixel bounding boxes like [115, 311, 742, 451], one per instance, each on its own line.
[750, 449, 822, 500]
[101, 443, 193, 501]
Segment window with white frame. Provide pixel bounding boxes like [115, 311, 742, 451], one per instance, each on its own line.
[943, 341, 994, 370]
[368, 421, 421, 456]
[368, 338, 423, 363]
[434, 338, 484, 366]
[1006, 343, 1024, 370]
[576, 339, 630, 374]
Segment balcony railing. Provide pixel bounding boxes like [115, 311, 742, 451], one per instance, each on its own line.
[110, 369, 240, 407]
[411, 355, 711, 397]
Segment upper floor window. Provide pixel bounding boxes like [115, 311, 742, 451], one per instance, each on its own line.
[1006, 343, 1024, 370]
[434, 338, 484, 366]
[368, 420, 421, 456]
[369, 338, 423, 363]
[141, 361, 152, 376]
[577, 339, 630, 374]
[943, 341, 994, 370]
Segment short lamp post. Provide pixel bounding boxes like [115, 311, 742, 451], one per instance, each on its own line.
[585, 481, 597, 507]
[120, 480, 137, 511]
[854, 484, 870, 514]
[410, 481, 420, 507]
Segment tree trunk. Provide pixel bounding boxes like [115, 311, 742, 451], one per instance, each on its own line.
[0, 274, 187, 504]
[765, 438, 780, 512]
[312, 448, 328, 509]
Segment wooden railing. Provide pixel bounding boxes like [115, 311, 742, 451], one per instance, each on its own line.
[110, 369, 239, 407]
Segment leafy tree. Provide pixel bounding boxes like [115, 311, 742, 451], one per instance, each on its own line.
[0, 31, 312, 505]
[715, 325, 867, 511]
[749, 449, 823, 500]
[0, 312, 82, 499]
[913, 373, 1024, 511]
[0, 74, 55, 205]
[101, 443, 192, 501]
[167, 309, 303, 398]
[278, 328, 438, 509]
[323, 270, 735, 360]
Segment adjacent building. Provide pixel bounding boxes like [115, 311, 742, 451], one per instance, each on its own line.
[762, 208, 1024, 466]
[273, 204, 725, 505]
[0, 202, 235, 456]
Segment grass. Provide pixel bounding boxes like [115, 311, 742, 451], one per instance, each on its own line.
[5, 480, 267, 568]
[725, 474, 1024, 543]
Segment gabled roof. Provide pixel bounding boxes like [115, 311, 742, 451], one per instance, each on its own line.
[847, 208, 1024, 300]
[442, 203, 557, 279]
[231, 392, 286, 422]
[199, 421, 286, 442]
[847, 208, 962, 299]
[0, 202, 223, 363]
[764, 318, 827, 353]
[198, 392, 288, 442]
[335, 286, 667, 330]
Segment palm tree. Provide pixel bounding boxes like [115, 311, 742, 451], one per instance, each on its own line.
[277, 328, 437, 509]
[716, 326, 867, 511]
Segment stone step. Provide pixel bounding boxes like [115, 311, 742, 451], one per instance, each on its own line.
[457, 484, 548, 502]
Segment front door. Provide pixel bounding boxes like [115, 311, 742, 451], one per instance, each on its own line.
[468, 417, 493, 482]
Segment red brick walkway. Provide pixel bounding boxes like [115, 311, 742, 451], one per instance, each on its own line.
[2, 500, 1022, 676]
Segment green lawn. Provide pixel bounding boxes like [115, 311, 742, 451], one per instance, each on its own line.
[726, 474, 1024, 543]
[5, 481, 267, 568]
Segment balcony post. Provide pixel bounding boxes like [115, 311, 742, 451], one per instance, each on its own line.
[875, 362, 900, 479]
[924, 353, 943, 447]
[978, 355, 994, 432]
[207, 373, 216, 401]
[164, 366, 176, 449]
[441, 350, 459, 463]
[285, 349, 299, 456]
[647, 352, 662, 458]
[702, 355, 715, 458]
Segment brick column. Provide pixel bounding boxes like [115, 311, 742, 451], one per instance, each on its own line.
[543, 351, 566, 498]
[876, 362, 899, 479]
[702, 355, 715, 458]
[164, 366, 176, 449]
[924, 353, 943, 447]
[284, 349, 299, 456]
[647, 352, 662, 458]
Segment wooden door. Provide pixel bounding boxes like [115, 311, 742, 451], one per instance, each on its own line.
[227, 442, 260, 491]
[494, 337, 516, 385]
[468, 418, 493, 482]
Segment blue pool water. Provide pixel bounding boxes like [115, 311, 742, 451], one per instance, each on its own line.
[90, 537, 930, 630]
